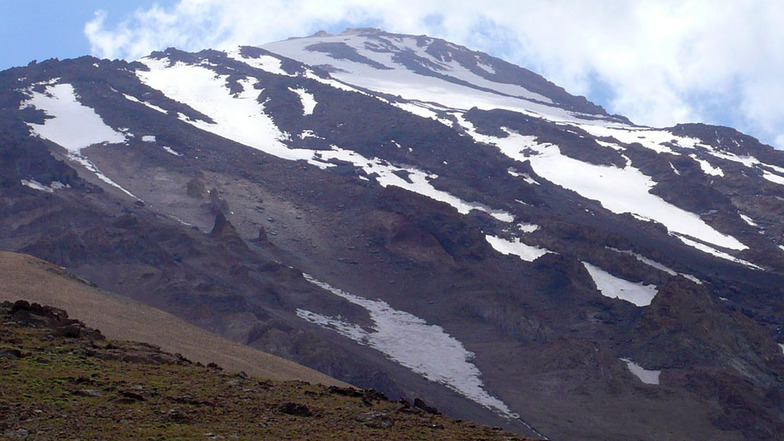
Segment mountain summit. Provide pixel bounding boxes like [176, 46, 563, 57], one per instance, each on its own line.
[2, 28, 784, 440]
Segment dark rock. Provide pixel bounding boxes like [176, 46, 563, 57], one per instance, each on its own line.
[355, 411, 395, 428]
[164, 407, 190, 423]
[186, 178, 206, 198]
[413, 398, 439, 414]
[74, 389, 104, 397]
[0, 348, 23, 360]
[3, 428, 29, 440]
[278, 402, 312, 417]
[327, 386, 364, 397]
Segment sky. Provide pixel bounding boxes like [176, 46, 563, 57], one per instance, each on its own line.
[2, 0, 783, 148]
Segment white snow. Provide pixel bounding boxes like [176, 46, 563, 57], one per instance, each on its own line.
[297, 274, 517, 418]
[68, 154, 139, 199]
[609, 247, 702, 284]
[20, 179, 69, 193]
[141, 135, 156, 142]
[674, 235, 762, 270]
[739, 213, 758, 227]
[518, 223, 540, 233]
[690, 155, 724, 176]
[226, 49, 290, 76]
[123, 93, 168, 114]
[583, 262, 658, 307]
[456, 117, 748, 253]
[392, 101, 441, 120]
[161, 146, 182, 156]
[22, 83, 127, 153]
[299, 130, 321, 139]
[621, 358, 661, 385]
[485, 235, 551, 262]
[288, 87, 317, 115]
[763, 170, 784, 186]
[779, 343, 784, 355]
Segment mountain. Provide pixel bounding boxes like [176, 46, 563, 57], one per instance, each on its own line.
[2, 27, 784, 440]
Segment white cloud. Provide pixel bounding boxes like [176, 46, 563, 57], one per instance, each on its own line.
[85, 0, 784, 148]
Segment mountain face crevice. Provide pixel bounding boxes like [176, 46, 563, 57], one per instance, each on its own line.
[2, 28, 784, 440]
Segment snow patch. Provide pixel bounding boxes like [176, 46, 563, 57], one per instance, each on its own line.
[22, 83, 127, 153]
[298, 274, 517, 419]
[609, 248, 702, 284]
[485, 235, 551, 262]
[123, 93, 168, 114]
[674, 235, 762, 270]
[226, 48, 290, 76]
[763, 171, 784, 186]
[20, 179, 69, 193]
[68, 154, 138, 199]
[141, 135, 156, 142]
[288, 87, 317, 115]
[690, 155, 724, 176]
[621, 358, 661, 385]
[518, 223, 540, 233]
[583, 262, 658, 307]
[161, 146, 182, 156]
[739, 213, 758, 227]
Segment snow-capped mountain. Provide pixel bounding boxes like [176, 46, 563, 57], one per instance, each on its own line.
[3, 28, 784, 440]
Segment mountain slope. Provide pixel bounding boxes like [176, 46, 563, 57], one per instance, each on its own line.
[2, 28, 784, 440]
[0, 251, 347, 385]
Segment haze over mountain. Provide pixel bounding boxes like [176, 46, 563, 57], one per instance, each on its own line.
[2, 28, 784, 440]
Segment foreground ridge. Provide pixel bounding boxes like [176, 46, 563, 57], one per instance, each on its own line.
[0, 300, 536, 441]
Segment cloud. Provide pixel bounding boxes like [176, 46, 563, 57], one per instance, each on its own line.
[85, 0, 784, 148]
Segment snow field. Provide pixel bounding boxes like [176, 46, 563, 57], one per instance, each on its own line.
[582, 262, 658, 307]
[485, 235, 550, 262]
[297, 274, 517, 418]
[620, 358, 661, 385]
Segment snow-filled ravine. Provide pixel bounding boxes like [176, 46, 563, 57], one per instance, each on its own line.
[297, 274, 518, 419]
[583, 262, 658, 307]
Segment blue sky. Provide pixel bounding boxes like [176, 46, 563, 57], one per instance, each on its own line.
[0, 2, 170, 69]
[3, 1, 783, 149]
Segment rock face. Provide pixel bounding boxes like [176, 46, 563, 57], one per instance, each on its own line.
[1, 28, 784, 440]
